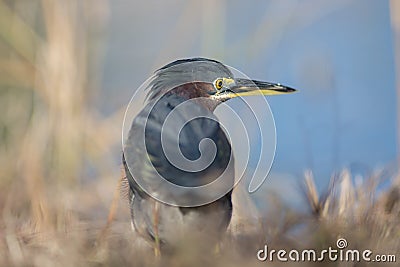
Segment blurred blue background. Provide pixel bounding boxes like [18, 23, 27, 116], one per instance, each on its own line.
[100, 1, 397, 197]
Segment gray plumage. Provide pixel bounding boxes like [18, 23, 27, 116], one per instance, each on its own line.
[123, 58, 234, 248]
[123, 57, 296, 251]
[147, 58, 233, 101]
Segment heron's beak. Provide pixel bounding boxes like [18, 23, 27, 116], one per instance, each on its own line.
[229, 78, 297, 97]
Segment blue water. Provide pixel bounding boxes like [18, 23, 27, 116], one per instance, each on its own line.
[101, 0, 397, 196]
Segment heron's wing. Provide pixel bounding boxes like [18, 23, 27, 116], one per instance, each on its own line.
[123, 93, 234, 198]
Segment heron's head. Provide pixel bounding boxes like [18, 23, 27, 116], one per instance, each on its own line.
[147, 58, 296, 105]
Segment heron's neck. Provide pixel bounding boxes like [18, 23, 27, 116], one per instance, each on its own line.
[167, 82, 221, 111]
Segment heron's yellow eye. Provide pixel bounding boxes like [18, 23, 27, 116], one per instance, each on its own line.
[215, 78, 223, 90]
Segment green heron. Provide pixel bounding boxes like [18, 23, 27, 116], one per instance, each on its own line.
[122, 58, 295, 253]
